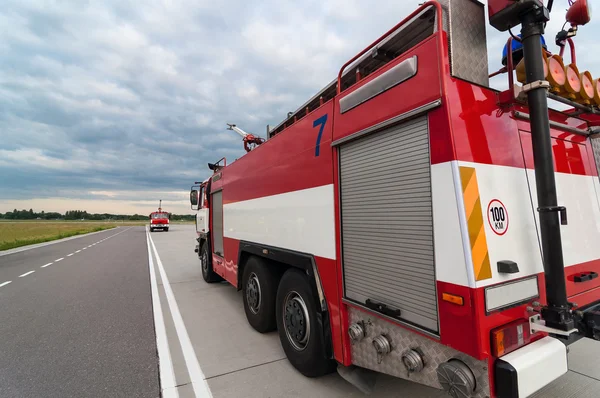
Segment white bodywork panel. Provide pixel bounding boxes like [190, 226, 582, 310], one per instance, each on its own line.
[431, 161, 472, 287]
[456, 160, 600, 289]
[196, 208, 209, 235]
[223, 184, 336, 260]
[500, 336, 568, 398]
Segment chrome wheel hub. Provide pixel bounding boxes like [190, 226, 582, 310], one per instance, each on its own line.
[283, 291, 310, 351]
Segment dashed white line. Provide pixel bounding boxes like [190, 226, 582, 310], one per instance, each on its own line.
[75, 250, 81, 253]
[41, 263, 52, 268]
[67, 253, 74, 257]
[19, 271, 35, 278]
[55, 257, 64, 262]
[82, 247, 87, 250]
[0, 281, 11, 288]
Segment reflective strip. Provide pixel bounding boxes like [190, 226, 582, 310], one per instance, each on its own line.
[460, 166, 492, 281]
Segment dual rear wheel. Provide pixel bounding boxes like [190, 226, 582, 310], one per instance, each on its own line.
[241, 256, 335, 377]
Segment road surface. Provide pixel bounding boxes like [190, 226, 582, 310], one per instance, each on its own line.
[0, 227, 159, 398]
[1, 224, 599, 397]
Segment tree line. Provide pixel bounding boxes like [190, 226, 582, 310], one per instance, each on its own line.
[0, 209, 195, 222]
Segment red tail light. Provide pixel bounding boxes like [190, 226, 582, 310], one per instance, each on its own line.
[491, 319, 531, 357]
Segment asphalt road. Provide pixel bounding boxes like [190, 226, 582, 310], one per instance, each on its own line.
[0, 226, 160, 398]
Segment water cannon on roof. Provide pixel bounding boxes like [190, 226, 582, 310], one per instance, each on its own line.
[226, 123, 266, 153]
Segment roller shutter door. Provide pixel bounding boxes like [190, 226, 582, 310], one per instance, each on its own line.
[340, 115, 438, 332]
[212, 191, 224, 257]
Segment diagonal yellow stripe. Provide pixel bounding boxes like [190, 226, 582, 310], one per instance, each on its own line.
[477, 253, 492, 280]
[463, 177, 480, 220]
[459, 166, 492, 282]
[471, 226, 488, 276]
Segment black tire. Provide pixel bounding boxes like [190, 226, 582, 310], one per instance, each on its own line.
[276, 269, 336, 378]
[200, 240, 223, 283]
[150, 228, 154, 232]
[165, 228, 169, 232]
[242, 256, 280, 333]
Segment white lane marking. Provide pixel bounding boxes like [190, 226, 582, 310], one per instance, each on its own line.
[145, 228, 178, 398]
[0, 281, 12, 287]
[75, 250, 81, 253]
[67, 253, 74, 257]
[82, 247, 87, 250]
[19, 271, 35, 278]
[55, 258, 64, 262]
[41, 263, 53, 268]
[148, 228, 213, 398]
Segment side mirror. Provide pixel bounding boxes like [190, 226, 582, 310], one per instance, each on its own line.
[190, 186, 200, 210]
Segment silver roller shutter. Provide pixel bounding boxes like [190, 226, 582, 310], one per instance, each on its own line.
[212, 190, 224, 257]
[340, 115, 438, 332]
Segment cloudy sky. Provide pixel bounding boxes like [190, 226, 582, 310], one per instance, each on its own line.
[1, 0, 598, 215]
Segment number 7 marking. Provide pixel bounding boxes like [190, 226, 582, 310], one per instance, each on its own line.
[313, 114, 328, 157]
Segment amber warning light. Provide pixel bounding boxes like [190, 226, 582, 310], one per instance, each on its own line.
[566, 0, 592, 27]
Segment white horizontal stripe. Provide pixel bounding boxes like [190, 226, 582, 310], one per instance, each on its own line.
[19, 271, 35, 278]
[0, 281, 12, 287]
[41, 263, 52, 268]
[224, 185, 336, 259]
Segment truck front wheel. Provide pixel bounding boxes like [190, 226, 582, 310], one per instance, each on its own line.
[275, 268, 336, 378]
[200, 240, 222, 283]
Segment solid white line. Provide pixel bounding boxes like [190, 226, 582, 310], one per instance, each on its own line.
[75, 250, 81, 253]
[146, 228, 178, 397]
[67, 253, 74, 257]
[19, 271, 35, 278]
[41, 263, 52, 268]
[55, 258, 64, 262]
[0, 281, 11, 287]
[148, 229, 213, 398]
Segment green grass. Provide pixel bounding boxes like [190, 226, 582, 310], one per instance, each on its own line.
[0, 220, 195, 251]
[0, 222, 131, 251]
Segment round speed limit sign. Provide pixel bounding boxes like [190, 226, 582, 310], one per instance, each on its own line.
[487, 199, 508, 235]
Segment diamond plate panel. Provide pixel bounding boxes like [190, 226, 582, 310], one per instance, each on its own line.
[348, 308, 490, 398]
[437, 0, 489, 87]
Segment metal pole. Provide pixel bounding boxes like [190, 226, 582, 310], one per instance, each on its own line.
[521, 7, 574, 331]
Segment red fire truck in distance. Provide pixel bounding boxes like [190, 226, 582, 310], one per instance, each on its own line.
[149, 200, 170, 232]
[190, 1, 600, 397]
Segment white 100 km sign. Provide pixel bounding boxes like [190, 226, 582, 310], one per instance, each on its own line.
[487, 199, 509, 236]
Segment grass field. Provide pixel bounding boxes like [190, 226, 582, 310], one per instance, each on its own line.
[0, 221, 148, 251]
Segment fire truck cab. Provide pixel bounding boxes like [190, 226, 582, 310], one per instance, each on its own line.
[191, 175, 212, 260]
[149, 200, 170, 232]
[190, 1, 600, 397]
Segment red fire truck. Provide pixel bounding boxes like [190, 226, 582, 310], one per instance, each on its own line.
[149, 200, 170, 232]
[190, 1, 600, 397]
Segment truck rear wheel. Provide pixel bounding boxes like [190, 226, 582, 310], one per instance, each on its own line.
[200, 240, 222, 283]
[242, 256, 280, 333]
[276, 268, 336, 378]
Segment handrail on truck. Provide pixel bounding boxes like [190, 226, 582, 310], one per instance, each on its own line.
[336, 1, 444, 95]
